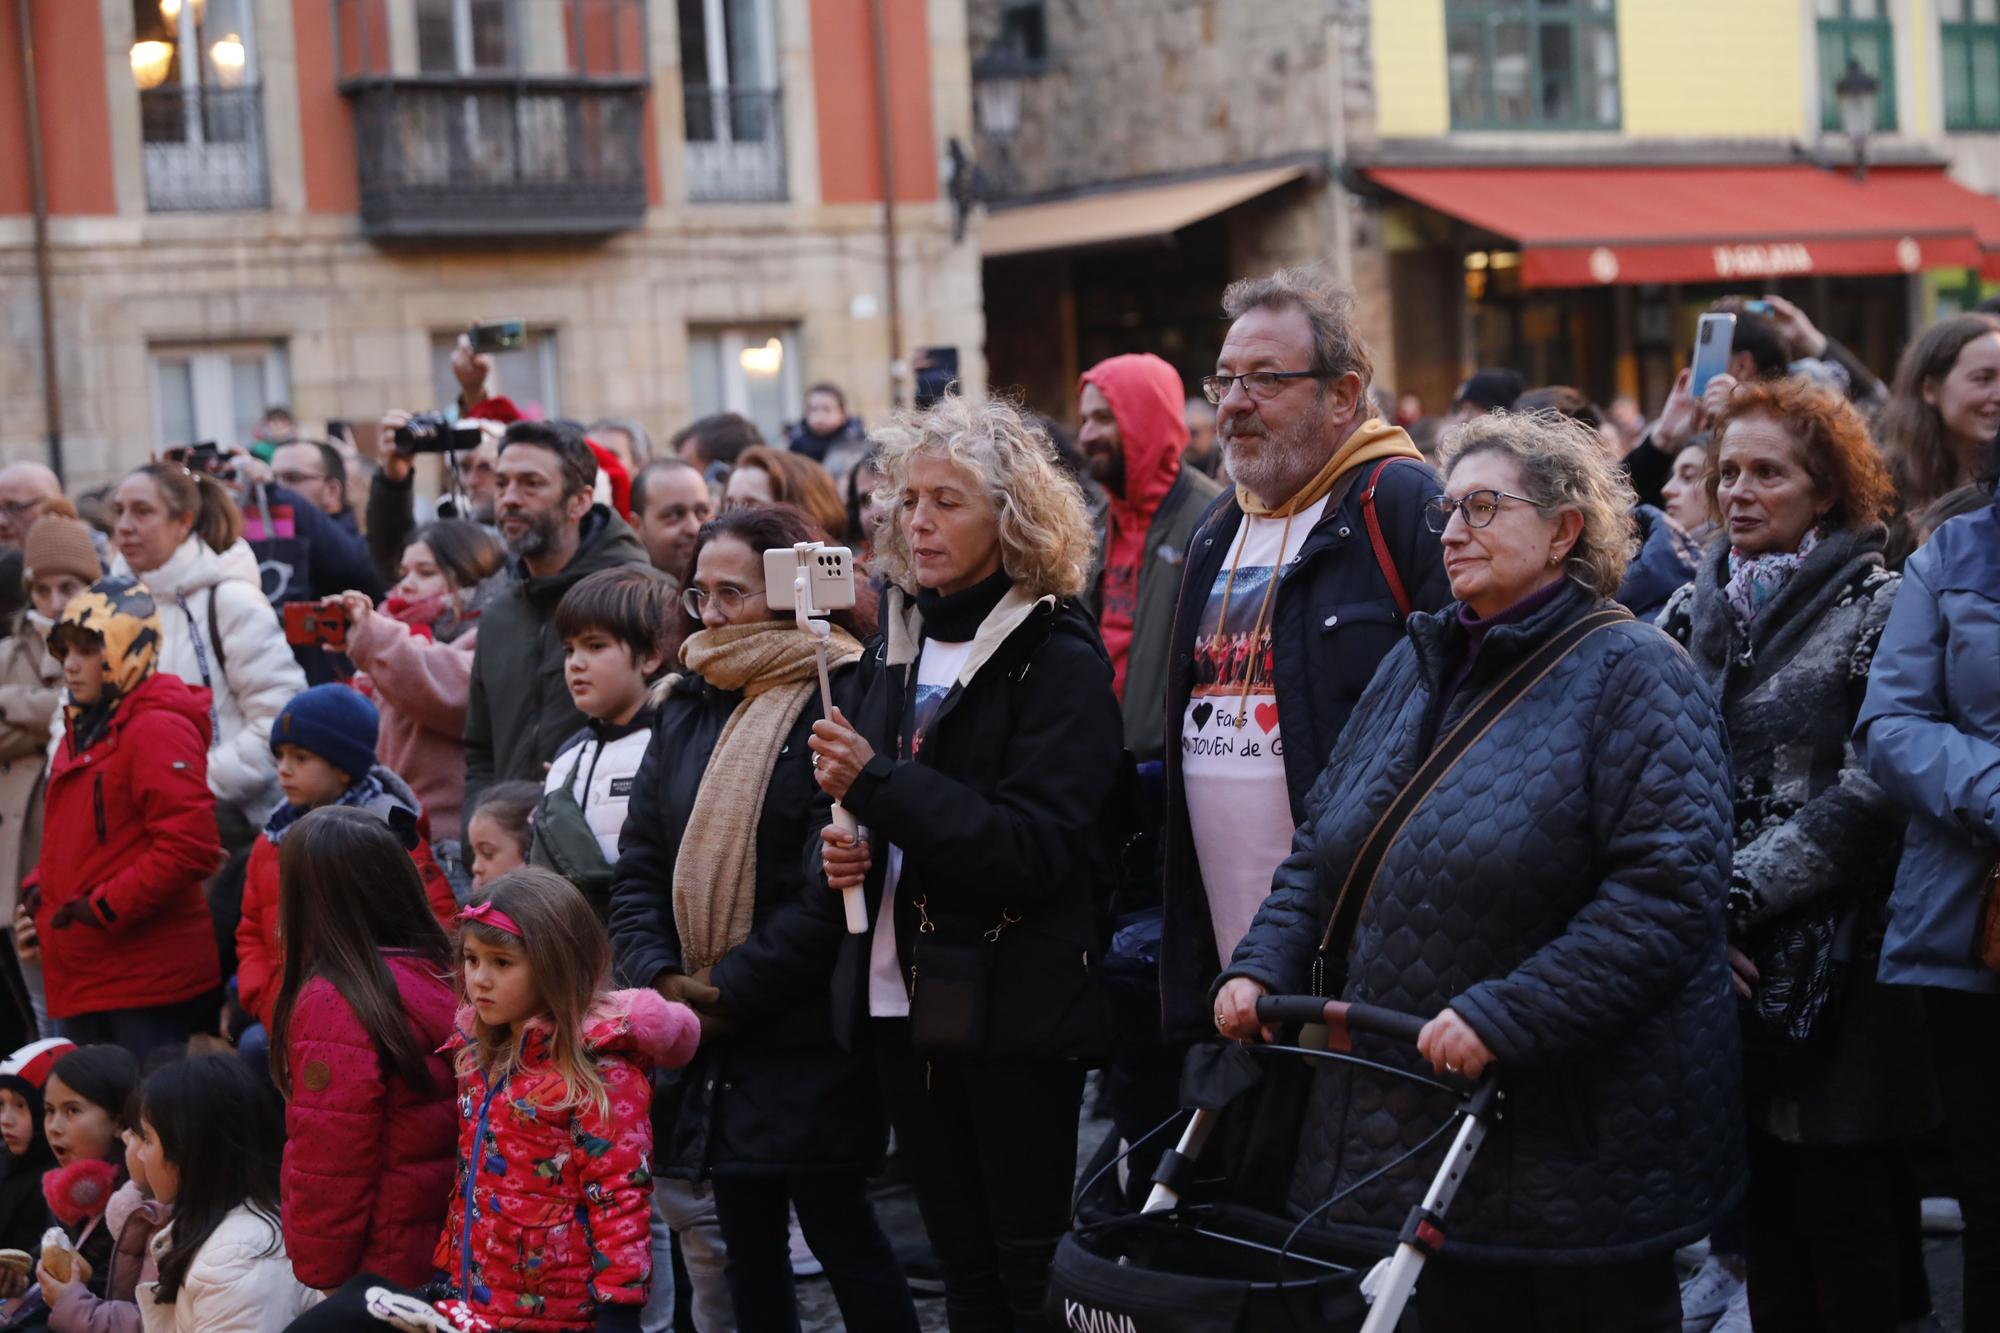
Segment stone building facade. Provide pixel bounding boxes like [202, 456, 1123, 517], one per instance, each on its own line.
[3, 0, 983, 486]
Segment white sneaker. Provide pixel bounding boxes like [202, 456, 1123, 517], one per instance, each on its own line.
[1709, 1281, 1753, 1333]
[787, 1209, 823, 1278]
[1680, 1255, 1747, 1333]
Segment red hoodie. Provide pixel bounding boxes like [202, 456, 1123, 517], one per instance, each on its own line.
[1080, 354, 1190, 700]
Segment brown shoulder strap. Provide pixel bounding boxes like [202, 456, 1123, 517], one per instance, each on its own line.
[1309, 606, 1633, 996]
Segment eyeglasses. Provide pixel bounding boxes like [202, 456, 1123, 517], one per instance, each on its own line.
[1423, 489, 1546, 534]
[682, 585, 761, 619]
[1199, 370, 1325, 405]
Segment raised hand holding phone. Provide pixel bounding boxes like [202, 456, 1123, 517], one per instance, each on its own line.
[771, 542, 872, 934]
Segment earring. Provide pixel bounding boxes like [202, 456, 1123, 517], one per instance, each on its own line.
[1547, 552, 1561, 566]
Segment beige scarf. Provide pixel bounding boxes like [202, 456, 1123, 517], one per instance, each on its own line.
[672, 620, 864, 974]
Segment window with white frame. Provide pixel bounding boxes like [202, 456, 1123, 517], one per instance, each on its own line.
[430, 329, 562, 420]
[131, 0, 269, 210]
[688, 325, 799, 445]
[679, 0, 786, 201]
[151, 342, 291, 450]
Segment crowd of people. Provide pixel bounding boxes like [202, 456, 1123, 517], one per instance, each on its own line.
[0, 279, 1993, 1333]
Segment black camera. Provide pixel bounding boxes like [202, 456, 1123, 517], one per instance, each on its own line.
[394, 413, 484, 455]
[163, 442, 236, 479]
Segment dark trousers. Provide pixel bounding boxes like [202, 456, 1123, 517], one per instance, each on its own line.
[710, 1171, 918, 1333]
[874, 1020, 1085, 1332]
[55, 998, 201, 1063]
[1743, 1131, 1905, 1333]
[1415, 1252, 1679, 1333]
[1927, 986, 2000, 1332]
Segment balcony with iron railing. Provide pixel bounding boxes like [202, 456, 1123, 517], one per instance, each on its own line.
[140, 85, 271, 212]
[332, 0, 650, 240]
[683, 86, 786, 203]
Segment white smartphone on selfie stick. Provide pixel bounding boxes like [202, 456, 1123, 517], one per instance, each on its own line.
[766, 543, 868, 934]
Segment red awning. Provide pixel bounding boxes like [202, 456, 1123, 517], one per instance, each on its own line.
[1364, 165, 1988, 288]
[1863, 167, 2000, 280]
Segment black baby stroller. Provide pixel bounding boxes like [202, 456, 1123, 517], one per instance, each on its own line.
[1046, 997, 1501, 1333]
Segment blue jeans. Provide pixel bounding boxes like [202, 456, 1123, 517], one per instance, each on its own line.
[711, 1172, 917, 1333]
[56, 999, 201, 1063]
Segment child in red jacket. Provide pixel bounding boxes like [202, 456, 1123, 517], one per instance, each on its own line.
[286, 867, 698, 1333]
[233, 683, 458, 1058]
[23, 578, 220, 1059]
[272, 805, 457, 1292]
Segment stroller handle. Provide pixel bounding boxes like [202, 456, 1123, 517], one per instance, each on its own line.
[1255, 996, 1429, 1048]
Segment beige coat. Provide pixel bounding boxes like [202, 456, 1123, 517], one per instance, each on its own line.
[0, 613, 60, 919]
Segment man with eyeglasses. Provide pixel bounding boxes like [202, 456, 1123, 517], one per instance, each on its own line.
[1154, 270, 1450, 1197]
[0, 463, 64, 552]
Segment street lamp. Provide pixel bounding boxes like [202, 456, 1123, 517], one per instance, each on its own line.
[971, 38, 1033, 145]
[1835, 57, 1880, 183]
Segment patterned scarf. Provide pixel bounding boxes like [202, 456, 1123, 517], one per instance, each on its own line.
[1723, 525, 1821, 626]
[262, 769, 386, 844]
[671, 620, 863, 973]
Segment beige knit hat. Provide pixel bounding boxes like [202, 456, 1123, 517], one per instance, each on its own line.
[22, 516, 101, 589]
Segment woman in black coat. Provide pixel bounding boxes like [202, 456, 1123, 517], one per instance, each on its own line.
[607, 504, 916, 1333]
[1218, 410, 1741, 1333]
[808, 396, 1123, 1331]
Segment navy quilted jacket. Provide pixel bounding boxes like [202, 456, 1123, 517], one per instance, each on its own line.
[1224, 580, 1744, 1264]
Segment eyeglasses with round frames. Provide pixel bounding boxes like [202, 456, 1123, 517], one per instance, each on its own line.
[1423, 489, 1546, 534]
[681, 585, 761, 620]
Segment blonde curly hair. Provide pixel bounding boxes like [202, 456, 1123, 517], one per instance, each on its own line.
[869, 394, 1095, 601]
[1440, 409, 1638, 599]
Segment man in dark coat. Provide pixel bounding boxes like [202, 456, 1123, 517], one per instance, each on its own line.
[463, 420, 653, 811]
[1158, 268, 1451, 1047]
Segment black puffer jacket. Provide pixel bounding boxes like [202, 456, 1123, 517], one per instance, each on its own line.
[816, 584, 1122, 1061]
[1225, 581, 1743, 1264]
[608, 667, 883, 1179]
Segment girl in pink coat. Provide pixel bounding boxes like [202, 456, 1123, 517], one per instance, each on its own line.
[274, 806, 457, 1291]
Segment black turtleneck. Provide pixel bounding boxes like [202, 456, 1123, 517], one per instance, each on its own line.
[916, 568, 1012, 643]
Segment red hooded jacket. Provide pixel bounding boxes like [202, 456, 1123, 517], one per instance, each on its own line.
[432, 988, 699, 1331]
[35, 673, 221, 1018]
[281, 953, 458, 1290]
[1080, 354, 1191, 700]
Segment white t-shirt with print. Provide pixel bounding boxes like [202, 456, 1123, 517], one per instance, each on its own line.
[868, 637, 976, 1018]
[1180, 496, 1330, 970]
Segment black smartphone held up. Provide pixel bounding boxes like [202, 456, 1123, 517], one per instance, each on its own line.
[162, 442, 235, 479]
[913, 346, 960, 411]
[325, 419, 352, 443]
[468, 320, 527, 356]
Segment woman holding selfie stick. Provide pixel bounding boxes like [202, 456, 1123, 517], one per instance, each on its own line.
[607, 504, 911, 1333]
[808, 395, 1122, 1330]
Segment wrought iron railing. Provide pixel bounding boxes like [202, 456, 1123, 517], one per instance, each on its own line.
[140, 85, 270, 212]
[345, 77, 649, 239]
[683, 87, 787, 203]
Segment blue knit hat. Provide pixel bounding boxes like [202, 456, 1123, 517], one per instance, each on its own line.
[271, 684, 379, 783]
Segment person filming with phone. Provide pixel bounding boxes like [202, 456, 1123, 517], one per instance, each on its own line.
[608, 503, 913, 1333]
[805, 395, 1122, 1329]
[1215, 410, 1740, 1332]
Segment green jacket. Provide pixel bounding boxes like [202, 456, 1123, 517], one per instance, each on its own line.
[1089, 465, 1224, 763]
[464, 506, 655, 810]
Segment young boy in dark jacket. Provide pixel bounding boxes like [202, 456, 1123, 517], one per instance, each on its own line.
[23, 578, 221, 1059]
[233, 684, 458, 1046]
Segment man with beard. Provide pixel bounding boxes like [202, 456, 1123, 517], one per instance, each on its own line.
[1156, 269, 1449, 1150]
[463, 420, 654, 811]
[1078, 353, 1221, 765]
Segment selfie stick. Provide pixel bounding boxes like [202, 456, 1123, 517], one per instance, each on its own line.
[792, 544, 869, 935]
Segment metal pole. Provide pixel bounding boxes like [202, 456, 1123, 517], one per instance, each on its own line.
[868, 0, 904, 407]
[16, 0, 65, 483]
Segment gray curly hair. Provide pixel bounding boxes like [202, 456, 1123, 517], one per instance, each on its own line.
[1440, 409, 1638, 599]
[868, 394, 1096, 600]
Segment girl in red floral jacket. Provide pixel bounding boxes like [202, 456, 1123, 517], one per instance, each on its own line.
[432, 868, 697, 1333]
